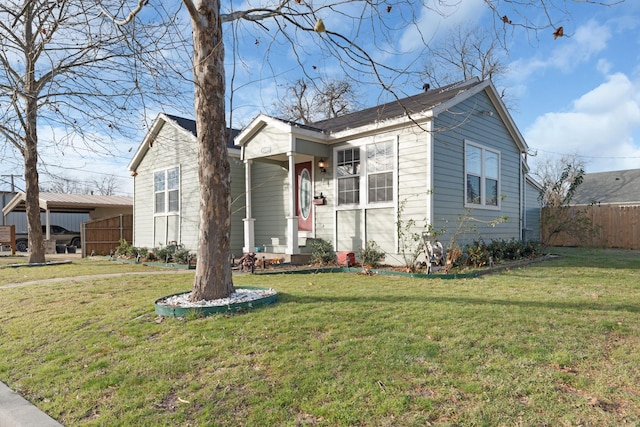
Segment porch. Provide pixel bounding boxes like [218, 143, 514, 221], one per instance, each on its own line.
[236, 251, 312, 267]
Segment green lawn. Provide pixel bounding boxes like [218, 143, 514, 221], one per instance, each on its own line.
[0, 247, 638, 426]
[0, 255, 178, 285]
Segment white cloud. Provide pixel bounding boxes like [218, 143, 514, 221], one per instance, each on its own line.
[525, 72, 640, 173]
[508, 20, 611, 82]
[398, 0, 486, 52]
[596, 58, 612, 75]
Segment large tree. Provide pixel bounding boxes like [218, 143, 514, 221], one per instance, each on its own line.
[534, 154, 596, 246]
[0, 0, 187, 263]
[40, 173, 121, 195]
[422, 24, 508, 89]
[274, 78, 359, 125]
[534, 154, 586, 208]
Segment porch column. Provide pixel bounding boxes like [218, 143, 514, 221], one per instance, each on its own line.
[44, 209, 51, 240]
[286, 152, 299, 254]
[242, 160, 256, 253]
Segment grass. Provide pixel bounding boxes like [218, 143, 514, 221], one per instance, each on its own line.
[0, 247, 639, 426]
[0, 255, 177, 286]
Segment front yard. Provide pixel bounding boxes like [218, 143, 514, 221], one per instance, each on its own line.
[0, 247, 638, 426]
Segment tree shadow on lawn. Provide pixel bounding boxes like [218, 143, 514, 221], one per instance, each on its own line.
[276, 292, 640, 314]
[540, 247, 640, 271]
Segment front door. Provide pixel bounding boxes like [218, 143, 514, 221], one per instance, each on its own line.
[295, 162, 313, 232]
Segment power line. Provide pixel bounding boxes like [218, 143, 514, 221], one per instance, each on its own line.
[0, 174, 22, 192]
[531, 147, 640, 160]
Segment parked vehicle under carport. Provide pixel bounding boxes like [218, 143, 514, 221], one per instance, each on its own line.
[14, 225, 81, 252]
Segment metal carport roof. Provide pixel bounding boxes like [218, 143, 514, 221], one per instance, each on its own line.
[2, 192, 133, 216]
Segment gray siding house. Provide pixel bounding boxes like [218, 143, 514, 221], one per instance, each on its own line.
[130, 79, 540, 264]
[127, 114, 248, 256]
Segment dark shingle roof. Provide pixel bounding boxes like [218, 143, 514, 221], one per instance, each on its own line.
[164, 114, 239, 149]
[572, 169, 640, 205]
[309, 79, 483, 133]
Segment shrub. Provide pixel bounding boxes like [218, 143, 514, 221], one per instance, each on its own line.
[131, 247, 148, 259]
[487, 239, 505, 261]
[172, 248, 192, 264]
[310, 239, 336, 265]
[115, 239, 134, 257]
[464, 238, 543, 267]
[360, 240, 385, 267]
[465, 239, 490, 267]
[153, 246, 173, 262]
[520, 240, 542, 258]
[396, 199, 439, 272]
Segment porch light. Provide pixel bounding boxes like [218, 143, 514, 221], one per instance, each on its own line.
[318, 158, 328, 174]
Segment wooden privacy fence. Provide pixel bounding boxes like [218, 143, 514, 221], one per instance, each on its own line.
[542, 205, 640, 249]
[81, 214, 133, 256]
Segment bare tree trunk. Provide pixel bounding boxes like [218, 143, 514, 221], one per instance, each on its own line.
[24, 16, 45, 264]
[189, 0, 234, 301]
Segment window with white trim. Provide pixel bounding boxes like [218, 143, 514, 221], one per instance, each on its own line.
[336, 140, 394, 206]
[367, 141, 393, 203]
[154, 167, 180, 214]
[337, 148, 360, 205]
[465, 142, 499, 208]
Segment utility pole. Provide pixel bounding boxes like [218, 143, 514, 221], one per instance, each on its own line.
[1, 174, 19, 192]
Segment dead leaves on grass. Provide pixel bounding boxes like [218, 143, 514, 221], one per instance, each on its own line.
[556, 382, 625, 416]
[154, 390, 191, 413]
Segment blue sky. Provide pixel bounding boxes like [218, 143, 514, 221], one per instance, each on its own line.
[1, 0, 639, 196]
[504, 2, 640, 174]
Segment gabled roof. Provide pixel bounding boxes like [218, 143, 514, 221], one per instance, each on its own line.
[572, 169, 640, 205]
[235, 78, 528, 153]
[128, 113, 240, 173]
[163, 114, 240, 145]
[310, 79, 483, 133]
[2, 192, 132, 215]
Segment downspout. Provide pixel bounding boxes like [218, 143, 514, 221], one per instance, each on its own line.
[427, 121, 434, 229]
[520, 155, 524, 240]
[242, 159, 255, 253]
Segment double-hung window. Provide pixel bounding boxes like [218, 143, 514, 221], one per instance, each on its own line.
[465, 142, 499, 208]
[367, 141, 393, 203]
[336, 140, 394, 206]
[337, 148, 360, 205]
[154, 167, 180, 214]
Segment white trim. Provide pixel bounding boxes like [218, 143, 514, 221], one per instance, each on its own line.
[360, 208, 366, 251]
[286, 152, 299, 254]
[242, 160, 255, 253]
[298, 167, 312, 221]
[153, 165, 181, 217]
[464, 140, 502, 211]
[426, 121, 434, 228]
[393, 135, 400, 254]
[333, 137, 397, 211]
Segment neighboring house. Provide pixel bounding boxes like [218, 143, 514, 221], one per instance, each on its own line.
[571, 168, 640, 206]
[544, 168, 640, 250]
[2, 191, 90, 232]
[127, 114, 247, 256]
[524, 176, 543, 241]
[1, 191, 133, 253]
[2, 192, 132, 225]
[130, 78, 540, 264]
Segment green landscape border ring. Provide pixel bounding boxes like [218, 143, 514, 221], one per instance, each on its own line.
[155, 286, 278, 318]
